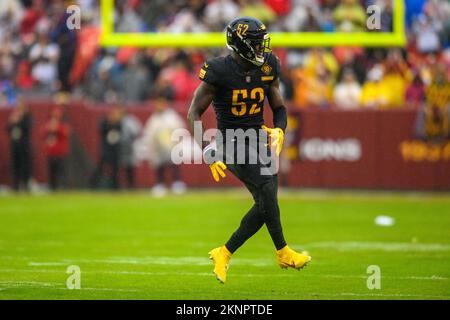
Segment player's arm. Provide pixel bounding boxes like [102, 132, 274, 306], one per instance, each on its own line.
[187, 80, 227, 182]
[263, 77, 287, 155]
[267, 77, 287, 132]
[187, 81, 216, 149]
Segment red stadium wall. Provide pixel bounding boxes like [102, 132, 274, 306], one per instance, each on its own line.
[0, 101, 449, 190]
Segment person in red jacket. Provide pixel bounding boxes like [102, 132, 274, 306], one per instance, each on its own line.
[42, 106, 70, 190]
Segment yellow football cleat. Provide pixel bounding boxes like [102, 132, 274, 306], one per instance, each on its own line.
[276, 245, 311, 270]
[208, 246, 232, 284]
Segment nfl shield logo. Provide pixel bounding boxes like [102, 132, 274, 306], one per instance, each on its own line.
[246, 76, 251, 83]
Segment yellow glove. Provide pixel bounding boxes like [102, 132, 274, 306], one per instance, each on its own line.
[262, 125, 284, 156]
[209, 161, 227, 182]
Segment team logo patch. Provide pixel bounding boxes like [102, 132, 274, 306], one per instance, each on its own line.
[261, 63, 272, 75]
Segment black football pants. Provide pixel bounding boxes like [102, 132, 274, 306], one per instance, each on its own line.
[224, 161, 287, 253]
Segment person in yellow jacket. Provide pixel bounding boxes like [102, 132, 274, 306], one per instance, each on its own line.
[360, 65, 390, 109]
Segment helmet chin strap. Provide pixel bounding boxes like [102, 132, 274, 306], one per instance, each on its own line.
[238, 52, 264, 67]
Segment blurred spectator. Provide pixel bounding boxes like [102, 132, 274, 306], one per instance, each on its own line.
[120, 108, 142, 189]
[423, 0, 450, 47]
[413, 14, 441, 54]
[405, 0, 427, 28]
[334, 48, 365, 84]
[239, 0, 277, 26]
[29, 31, 60, 91]
[425, 63, 450, 111]
[290, 67, 310, 109]
[0, 36, 18, 81]
[89, 106, 123, 190]
[135, 0, 175, 32]
[405, 73, 426, 109]
[307, 64, 333, 108]
[0, 0, 24, 31]
[204, 0, 240, 31]
[320, 6, 335, 32]
[158, 56, 199, 101]
[415, 63, 450, 141]
[15, 60, 35, 90]
[50, 6, 77, 92]
[411, 0, 450, 54]
[305, 48, 339, 75]
[266, 0, 291, 17]
[333, 0, 366, 32]
[360, 64, 389, 109]
[141, 49, 162, 83]
[292, 64, 332, 109]
[151, 77, 176, 101]
[290, 48, 336, 109]
[115, 0, 145, 32]
[167, 9, 207, 33]
[6, 97, 32, 191]
[85, 53, 118, 102]
[304, 48, 339, 78]
[379, 0, 393, 32]
[0, 79, 17, 106]
[382, 49, 412, 108]
[120, 53, 150, 103]
[283, 0, 323, 32]
[42, 105, 70, 190]
[141, 98, 186, 196]
[333, 69, 361, 110]
[415, 104, 450, 142]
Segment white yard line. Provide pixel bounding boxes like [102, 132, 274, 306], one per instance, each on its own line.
[24, 257, 274, 267]
[296, 241, 450, 252]
[28, 262, 67, 266]
[308, 292, 450, 299]
[0, 280, 61, 288]
[4, 285, 448, 299]
[0, 276, 448, 298]
[57, 287, 140, 293]
[0, 268, 447, 281]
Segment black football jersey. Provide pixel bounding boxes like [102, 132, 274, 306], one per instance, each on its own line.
[198, 53, 280, 131]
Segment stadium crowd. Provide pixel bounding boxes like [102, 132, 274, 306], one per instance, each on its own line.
[0, 0, 448, 110]
[1, 0, 449, 192]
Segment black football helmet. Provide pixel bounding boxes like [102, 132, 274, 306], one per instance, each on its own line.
[226, 17, 271, 67]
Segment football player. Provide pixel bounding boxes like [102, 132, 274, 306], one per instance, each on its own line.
[187, 17, 311, 284]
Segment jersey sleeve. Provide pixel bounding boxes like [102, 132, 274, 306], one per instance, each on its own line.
[198, 60, 220, 86]
[261, 54, 281, 84]
[272, 54, 281, 81]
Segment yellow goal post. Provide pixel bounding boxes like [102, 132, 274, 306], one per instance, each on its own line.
[99, 0, 406, 47]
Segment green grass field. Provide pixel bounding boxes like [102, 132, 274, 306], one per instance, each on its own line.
[0, 190, 449, 300]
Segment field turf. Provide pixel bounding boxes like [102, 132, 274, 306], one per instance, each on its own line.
[0, 190, 449, 300]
